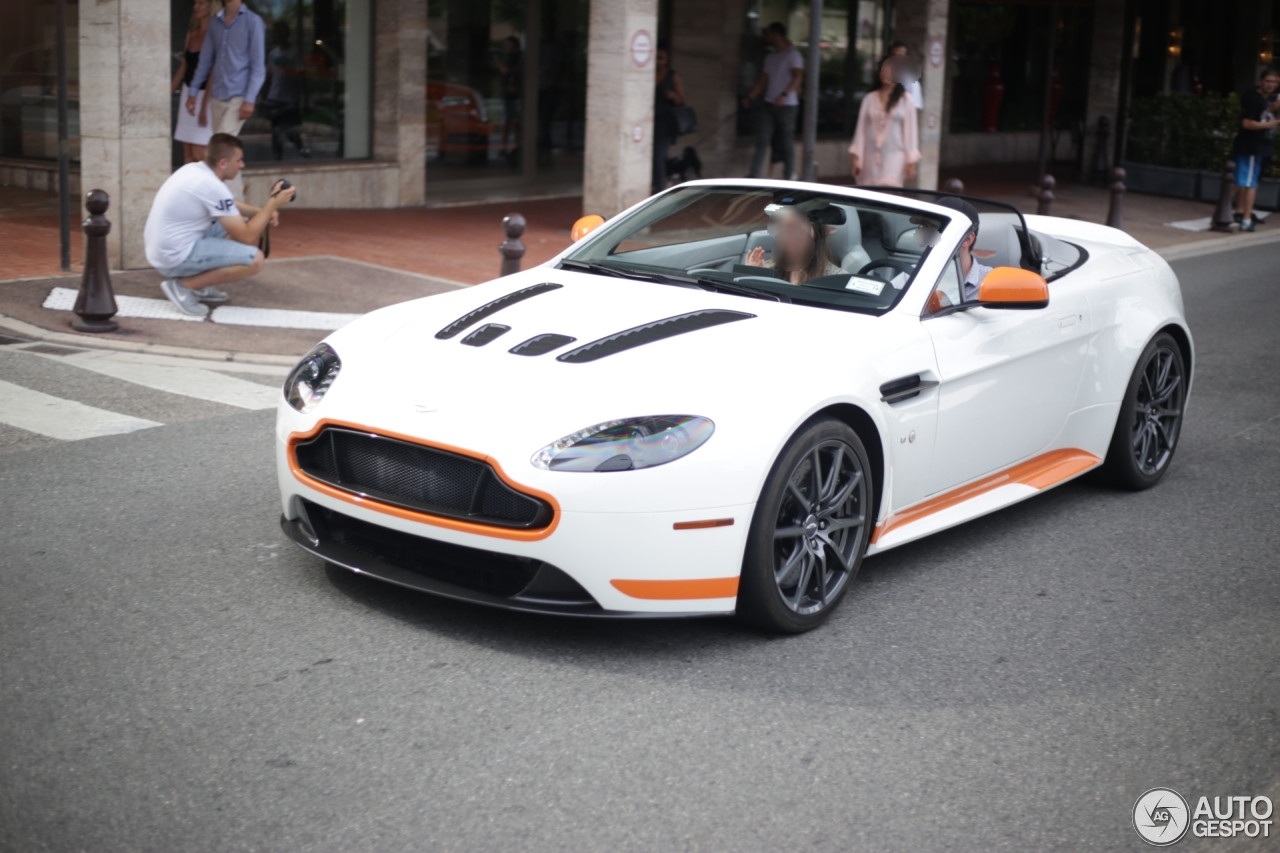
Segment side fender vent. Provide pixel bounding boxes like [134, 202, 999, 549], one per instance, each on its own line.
[435, 282, 562, 340]
[556, 310, 756, 364]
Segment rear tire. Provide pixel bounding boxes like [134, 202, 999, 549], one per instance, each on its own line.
[1101, 332, 1187, 490]
[737, 419, 872, 634]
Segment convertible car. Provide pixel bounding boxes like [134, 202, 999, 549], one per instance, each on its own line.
[277, 180, 1192, 632]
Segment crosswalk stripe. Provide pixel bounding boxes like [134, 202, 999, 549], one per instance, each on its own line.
[43, 286, 204, 322]
[0, 379, 161, 440]
[55, 356, 280, 410]
[42, 287, 360, 331]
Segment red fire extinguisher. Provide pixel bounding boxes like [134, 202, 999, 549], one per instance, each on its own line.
[982, 62, 1005, 133]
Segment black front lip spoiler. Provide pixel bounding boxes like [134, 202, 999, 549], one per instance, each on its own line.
[279, 515, 724, 619]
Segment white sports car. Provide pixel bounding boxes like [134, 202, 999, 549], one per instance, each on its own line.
[277, 180, 1192, 632]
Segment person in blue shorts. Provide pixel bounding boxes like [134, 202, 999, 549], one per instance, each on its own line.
[1233, 67, 1280, 233]
[143, 133, 296, 317]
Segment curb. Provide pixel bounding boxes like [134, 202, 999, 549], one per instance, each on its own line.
[1154, 228, 1280, 261]
[0, 313, 300, 366]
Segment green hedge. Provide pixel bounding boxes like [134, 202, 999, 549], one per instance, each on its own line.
[1126, 93, 1241, 173]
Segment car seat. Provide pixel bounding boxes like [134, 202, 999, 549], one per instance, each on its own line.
[971, 219, 1024, 270]
[826, 204, 872, 273]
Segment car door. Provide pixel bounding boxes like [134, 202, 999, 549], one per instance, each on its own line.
[923, 262, 1091, 494]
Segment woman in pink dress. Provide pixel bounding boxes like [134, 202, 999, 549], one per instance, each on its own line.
[849, 55, 920, 187]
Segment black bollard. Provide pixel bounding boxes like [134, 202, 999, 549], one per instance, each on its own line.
[1210, 159, 1237, 232]
[942, 178, 964, 195]
[72, 189, 118, 333]
[1091, 116, 1111, 183]
[1106, 167, 1126, 231]
[499, 213, 527, 277]
[1036, 174, 1056, 216]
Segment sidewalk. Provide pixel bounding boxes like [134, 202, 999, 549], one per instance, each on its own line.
[2, 173, 1276, 361]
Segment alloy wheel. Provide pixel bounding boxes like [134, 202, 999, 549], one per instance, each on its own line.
[1131, 343, 1185, 476]
[771, 440, 868, 615]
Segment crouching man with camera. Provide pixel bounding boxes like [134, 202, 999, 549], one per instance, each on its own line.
[144, 133, 297, 317]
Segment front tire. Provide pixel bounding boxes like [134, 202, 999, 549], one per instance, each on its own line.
[737, 419, 872, 633]
[1101, 332, 1187, 490]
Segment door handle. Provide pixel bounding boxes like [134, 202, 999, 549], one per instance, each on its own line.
[880, 374, 939, 404]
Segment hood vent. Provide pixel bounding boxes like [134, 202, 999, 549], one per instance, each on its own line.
[556, 309, 756, 364]
[461, 323, 511, 347]
[509, 333, 577, 356]
[435, 282, 562, 340]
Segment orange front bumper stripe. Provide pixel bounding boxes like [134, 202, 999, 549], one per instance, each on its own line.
[611, 577, 740, 600]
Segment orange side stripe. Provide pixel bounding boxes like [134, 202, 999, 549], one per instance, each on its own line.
[871, 448, 1100, 543]
[611, 577, 739, 600]
[673, 518, 735, 530]
[288, 418, 560, 542]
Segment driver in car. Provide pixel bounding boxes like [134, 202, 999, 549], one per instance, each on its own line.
[745, 203, 845, 285]
[936, 196, 993, 302]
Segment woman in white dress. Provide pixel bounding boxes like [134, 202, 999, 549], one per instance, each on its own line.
[170, 0, 216, 164]
[848, 55, 920, 187]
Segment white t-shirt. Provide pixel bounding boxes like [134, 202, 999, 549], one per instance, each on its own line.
[906, 78, 924, 110]
[763, 46, 805, 107]
[144, 162, 238, 270]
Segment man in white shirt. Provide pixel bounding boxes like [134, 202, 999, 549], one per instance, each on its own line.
[936, 196, 992, 301]
[144, 133, 295, 317]
[744, 22, 805, 180]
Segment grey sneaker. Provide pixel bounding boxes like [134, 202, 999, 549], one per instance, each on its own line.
[159, 279, 210, 317]
[192, 285, 229, 304]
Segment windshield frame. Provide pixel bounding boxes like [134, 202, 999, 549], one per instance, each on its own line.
[557, 183, 960, 318]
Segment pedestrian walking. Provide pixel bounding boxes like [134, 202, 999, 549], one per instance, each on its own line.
[1233, 67, 1280, 232]
[652, 41, 686, 193]
[849, 55, 920, 187]
[743, 22, 804, 180]
[170, 0, 217, 165]
[263, 20, 309, 160]
[187, 0, 266, 200]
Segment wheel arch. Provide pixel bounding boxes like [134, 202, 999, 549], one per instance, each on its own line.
[808, 403, 885, 525]
[1158, 322, 1194, 386]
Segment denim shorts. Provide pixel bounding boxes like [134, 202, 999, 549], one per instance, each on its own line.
[1235, 155, 1262, 190]
[157, 222, 259, 279]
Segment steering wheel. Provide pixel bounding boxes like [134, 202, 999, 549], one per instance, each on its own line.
[857, 258, 915, 279]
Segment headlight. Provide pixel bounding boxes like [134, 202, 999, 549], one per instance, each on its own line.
[531, 416, 714, 472]
[284, 343, 342, 413]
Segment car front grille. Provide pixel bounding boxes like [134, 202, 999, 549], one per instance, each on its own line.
[293, 427, 552, 529]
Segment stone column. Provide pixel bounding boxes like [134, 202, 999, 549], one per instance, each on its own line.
[670, 0, 744, 180]
[583, 0, 658, 217]
[1084, 0, 1126, 176]
[892, 0, 949, 190]
[373, 0, 427, 206]
[78, 0, 170, 269]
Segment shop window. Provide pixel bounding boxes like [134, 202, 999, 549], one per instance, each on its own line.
[1, 0, 80, 162]
[238, 0, 373, 163]
[948, 2, 1093, 135]
[738, 0, 887, 140]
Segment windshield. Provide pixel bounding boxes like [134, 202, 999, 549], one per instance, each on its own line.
[560, 186, 950, 316]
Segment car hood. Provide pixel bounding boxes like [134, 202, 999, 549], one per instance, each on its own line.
[322, 268, 889, 460]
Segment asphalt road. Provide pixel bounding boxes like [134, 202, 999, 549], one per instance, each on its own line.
[2, 243, 1279, 852]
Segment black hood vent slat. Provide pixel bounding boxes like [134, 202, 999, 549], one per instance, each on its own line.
[435, 282, 562, 340]
[556, 310, 756, 364]
[461, 323, 511, 347]
[509, 333, 577, 356]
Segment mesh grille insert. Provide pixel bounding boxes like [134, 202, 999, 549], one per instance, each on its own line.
[294, 428, 552, 529]
[556, 309, 756, 363]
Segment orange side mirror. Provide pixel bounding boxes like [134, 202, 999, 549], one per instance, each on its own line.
[571, 214, 605, 242]
[977, 266, 1049, 309]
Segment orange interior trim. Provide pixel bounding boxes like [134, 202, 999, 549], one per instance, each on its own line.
[871, 448, 1100, 543]
[288, 418, 560, 542]
[673, 518, 735, 530]
[611, 577, 740, 600]
[978, 266, 1050, 305]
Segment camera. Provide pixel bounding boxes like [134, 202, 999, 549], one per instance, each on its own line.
[275, 178, 297, 204]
